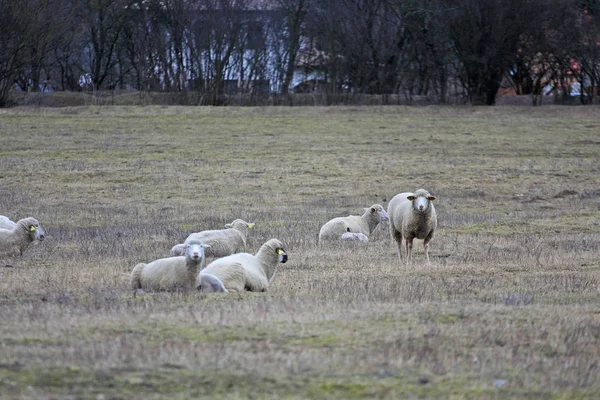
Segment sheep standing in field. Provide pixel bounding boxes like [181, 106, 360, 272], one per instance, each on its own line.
[0, 217, 46, 258]
[388, 189, 437, 265]
[199, 239, 287, 293]
[130, 239, 210, 294]
[170, 219, 255, 258]
[318, 204, 388, 243]
[0, 216, 17, 230]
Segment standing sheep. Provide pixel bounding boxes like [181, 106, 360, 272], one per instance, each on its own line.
[0, 217, 46, 258]
[200, 239, 287, 293]
[388, 189, 437, 265]
[318, 204, 388, 243]
[130, 239, 210, 294]
[170, 219, 255, 258]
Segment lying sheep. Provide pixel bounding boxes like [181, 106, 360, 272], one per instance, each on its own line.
[318, 204, 388, 243]
[0, 216, 16, 230]
[341, 231, 369, 243]
[388, 189, 437, 265]
[170, 219, 255, 258]
[197, 272, 229, 293]
[0, 217, 46, 258]
[130, 239, 210, 294]
[200, 239, 287, 292]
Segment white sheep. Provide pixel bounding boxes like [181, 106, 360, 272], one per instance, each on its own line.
[0, 217, 46, 258]
[130, 239, 210, 294]
[197, 272, 229, 293]
[388, 189, 437, 265]
[341, 231, 369, 243]
[170, 219, 255, 258]
[0, 216, 17, 230]
[200, 238, 287, 292]
[318, 204, 388, 243]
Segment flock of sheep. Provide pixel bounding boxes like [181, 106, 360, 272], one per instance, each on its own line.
[0, 188, 437, 295]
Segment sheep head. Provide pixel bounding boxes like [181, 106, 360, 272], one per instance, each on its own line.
[407, 189, 436, 213]
[365, 204, 389, 222]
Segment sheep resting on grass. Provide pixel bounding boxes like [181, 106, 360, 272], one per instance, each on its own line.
[0, 217, 46, 259]
[130, 239, 210, 294]
[0, 216, 17, 230]
[197, 272, 229, 293]
[318, 204, 388, 243]
[170, 219, 255, 258]
[200, 239, 287, 293]
[387, 189, 437, 265]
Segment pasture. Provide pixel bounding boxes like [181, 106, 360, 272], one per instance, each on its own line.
[0, 105, 599, 399]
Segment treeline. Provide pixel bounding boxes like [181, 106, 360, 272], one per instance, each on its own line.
[1, 0, 599, 107]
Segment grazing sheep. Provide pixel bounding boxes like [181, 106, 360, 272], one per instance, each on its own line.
[170, 219, 255, 258]
[197, 272, 229, 293]
[0, 216, 16, 230]
[0, 217, 46, 258]
[200, 239, 287, 292]
[130, 239, 210, 294]
[388, 189, 437, 265]
[318, 204, 388, 243]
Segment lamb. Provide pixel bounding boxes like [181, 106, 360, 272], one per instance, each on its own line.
[0, 216, 16, 230]
[387, 189, 437, 265]
[0, 217, 46, 258]
[199, 238, 287, 292]
[197, 272, 229, 293]
[170, 219, 255, 258]
[341, 231, 369, 243]
[318, 204, 388, 243]
[130, 239, 210, 294]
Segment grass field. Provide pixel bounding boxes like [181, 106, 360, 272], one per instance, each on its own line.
[0, 105, 599, 399]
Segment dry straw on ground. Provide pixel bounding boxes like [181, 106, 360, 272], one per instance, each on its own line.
[0, 105, 599, 399]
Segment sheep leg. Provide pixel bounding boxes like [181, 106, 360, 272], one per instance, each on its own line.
[391, 230, 403, 263]
[405, 237, 413, 265]
[424, 233, 434, 265]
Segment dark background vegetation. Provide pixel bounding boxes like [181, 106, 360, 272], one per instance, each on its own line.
[1, 0, 600, 107]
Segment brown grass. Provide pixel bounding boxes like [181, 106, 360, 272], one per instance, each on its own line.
[0, 105, 599, 399]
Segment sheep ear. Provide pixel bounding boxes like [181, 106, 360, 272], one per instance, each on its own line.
[30, 226, 36, 232]
[202, 244, 211, 248]
[224, 224, 232, 229]
[427, 196, 436, 201]
[247, 223, 255, 229]
[407, 195, 416, 201]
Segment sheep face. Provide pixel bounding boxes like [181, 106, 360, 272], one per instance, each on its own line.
[185, 240, 210, 262]
[366, 204, 389, 222]
[26, 220, 45, 242]
[407, 191, 436, 213]
[277, 248, 288, 263]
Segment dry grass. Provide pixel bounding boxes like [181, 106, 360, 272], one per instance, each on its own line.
[0, 105, 599, 399]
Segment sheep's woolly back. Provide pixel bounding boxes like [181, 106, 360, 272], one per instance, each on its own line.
[202, 238, 287, 292]
[197, 272, 228, 293]
[0, 216, 16, 230]
[341, 232, 369, 243]
[0, 217, 45, 258]
[318, 204, 388, 242]
[129, 240, 207, 292]
[172, 219, 255, 258]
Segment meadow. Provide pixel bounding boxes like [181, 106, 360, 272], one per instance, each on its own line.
[0, 105, 599, 399]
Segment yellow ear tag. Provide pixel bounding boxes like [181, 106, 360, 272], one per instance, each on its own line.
[248, 223, 255, 229]
[30, 226, 36, 232]
[277, 249, 285, 255]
